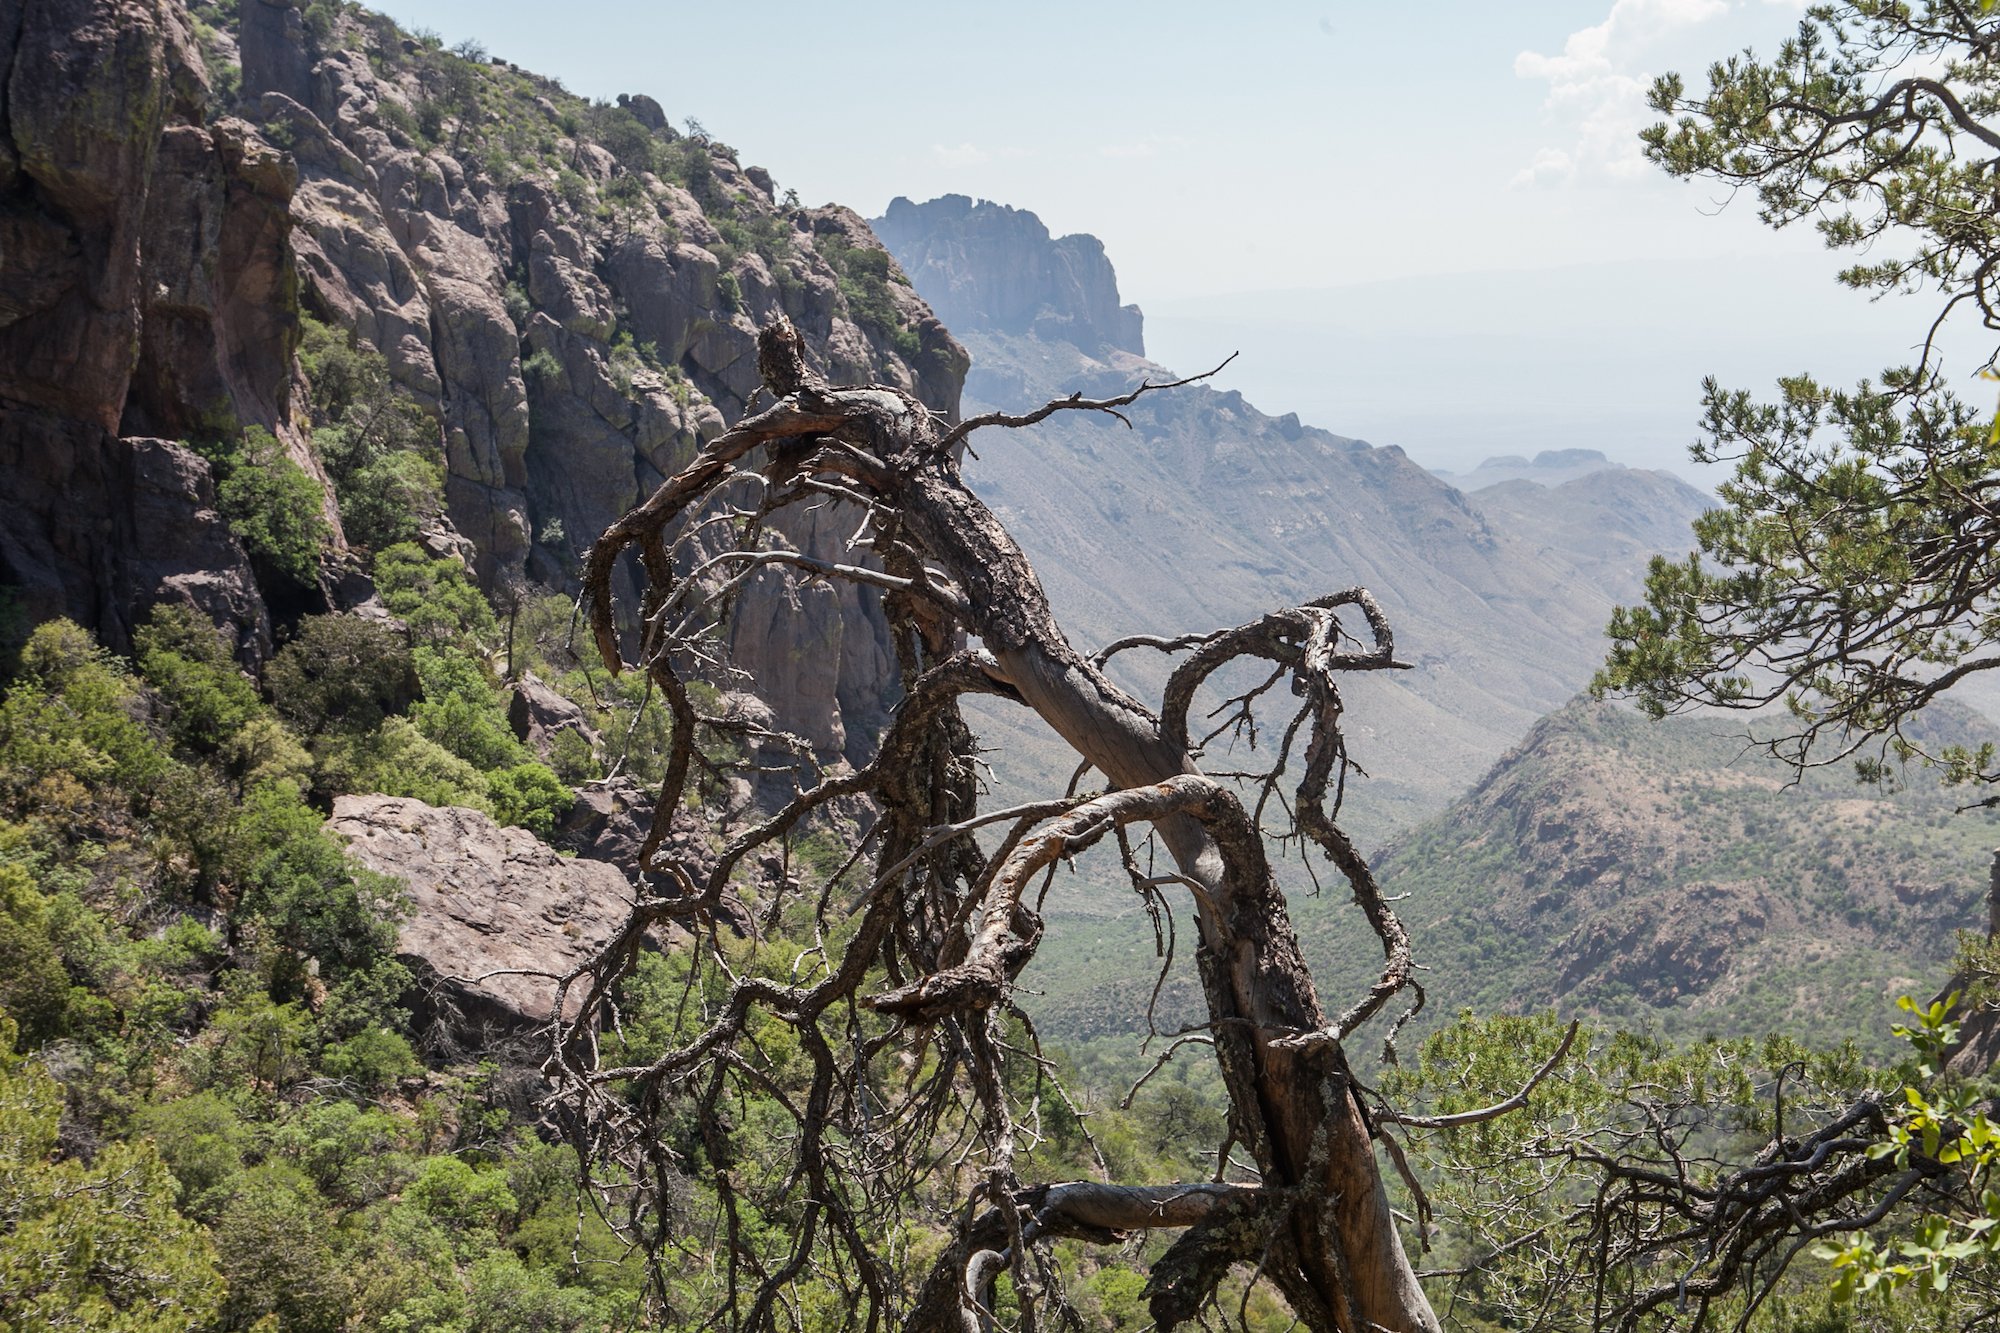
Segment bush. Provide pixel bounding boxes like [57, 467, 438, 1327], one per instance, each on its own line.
[339, 449, 445, 550]
[211, 1164, 349, 1333]
[0, 1028, 225, 1330]
[404, 1155, 518, 1240]
[411, 647, 524, 770]
[134, 604, 262, 754]
[486, 763, 572, 838]
[212, 427, 330, 586]
[320, 1026, 421, 1092]
[268, 615, 415, 737]
[0, 836, 78, 1047]
[230, 780, 403, 991]
[298, 317, 445, 550]
[316, 717, 491, 811]
[521, 346, 563, 384]
[374, 545, 498, 648]
[0, 620, 173, 816]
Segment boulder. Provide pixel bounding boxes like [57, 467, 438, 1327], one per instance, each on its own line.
[615, 92, 667, 132]
[556, 779, 753, 936]
[327, 794, 631, 1036]
[507, 671, 599, 761]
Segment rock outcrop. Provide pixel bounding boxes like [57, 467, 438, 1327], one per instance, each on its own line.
[328, 793, 631, 1035]
[873, 194, 1144, 359]
[0, 0, 305, 657]
[3, 0, 967, 758]
[222, 1, 966, 759]
[506, 670, 597, 761]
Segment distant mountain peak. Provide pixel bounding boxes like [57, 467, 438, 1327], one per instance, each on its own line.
[1434, 448, 1629, 492]
[873, 195, 1145, 358]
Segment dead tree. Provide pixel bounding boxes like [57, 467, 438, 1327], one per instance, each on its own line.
[554, 319, 1443, 1332]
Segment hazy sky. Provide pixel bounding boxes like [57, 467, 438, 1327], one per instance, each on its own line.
[371, 0, 1977, 477]
[369, 1, 1844, 296]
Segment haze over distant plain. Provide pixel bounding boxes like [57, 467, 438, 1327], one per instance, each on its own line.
[373, 0, 1993, 484]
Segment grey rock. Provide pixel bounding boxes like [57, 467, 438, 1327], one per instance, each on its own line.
[615, 92, 667, 131]
[327, 794, 631, 1033]
[874, 194, 1144, 359]
[0, 414, 269, 659]
[507, 671, 599, 761]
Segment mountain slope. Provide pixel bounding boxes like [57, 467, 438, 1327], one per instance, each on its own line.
[875, 194, 1712, 848]
[2, 0, 968, 762]
[1341, 698, 1999, 1055]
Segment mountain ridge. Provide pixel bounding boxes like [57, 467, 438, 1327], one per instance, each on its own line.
[873, 194, 1715, 846]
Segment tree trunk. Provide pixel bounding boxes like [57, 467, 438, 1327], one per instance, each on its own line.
[580, 320, 1441, 1333]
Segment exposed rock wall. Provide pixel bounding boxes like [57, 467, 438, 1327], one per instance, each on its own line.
[2, 0, 966, 757]
[0, 0, 289, 656]
[874, 193, 1144, 359]
[229, 0, 966, 758]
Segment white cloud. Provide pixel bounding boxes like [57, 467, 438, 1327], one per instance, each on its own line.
[1512, 0, 1729, 187]
[1510, 146, 1576, 189]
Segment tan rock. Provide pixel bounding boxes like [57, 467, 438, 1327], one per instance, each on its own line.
[327, 794, 632, 1033]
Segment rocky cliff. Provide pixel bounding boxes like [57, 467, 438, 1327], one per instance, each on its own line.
[873, 194, 1144, 360]
[0, 0, 295, 657]
[2, 0, 967, 759]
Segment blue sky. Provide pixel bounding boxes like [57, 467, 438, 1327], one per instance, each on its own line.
[372, 1, 1974, 476]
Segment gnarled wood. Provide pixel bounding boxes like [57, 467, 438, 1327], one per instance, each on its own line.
[567, 319, 1442, 1332]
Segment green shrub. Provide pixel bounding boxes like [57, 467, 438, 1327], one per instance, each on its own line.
[268, 615, 415, 737]
[0, 1028, 225, 1330]
[231, 779, 403, 992]
[269, 1099, 412, 1203]
[212, 427, 330, 586]
[131, 1090, 249, 1219]
[211, 1163, 349, 1333]
[341, 449, 445, 550]
[134, 604, 262, 754]
[404, 1155, 518, 1240]
[317, 717, 490, 812]
[411, 647, 524, 770]
[0, 620, 173, 816]
[582, 102, 657, 176]
[521, 346, 563, 384]
[299, 317, 445, 550]
[375, 544, 499, 647]
[0, 837, 77, 1048]
[320, 1026, 421, 1092]
[486, 763, 572, 838]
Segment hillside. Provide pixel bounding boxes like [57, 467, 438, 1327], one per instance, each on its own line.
[1021, 697, 2000, 1063]
[3, 0, 964, 763]
[875, 194, 1713, 851]
[1344, 698, 1999, 1055]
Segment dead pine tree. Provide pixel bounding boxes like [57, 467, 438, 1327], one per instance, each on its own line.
[555, 317, 1452, 1333]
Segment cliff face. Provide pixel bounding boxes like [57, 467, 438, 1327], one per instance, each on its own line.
[225, 0, 965, 758]
[0, 0, 288, 657]
[1, 0, 967, 760]
[873, 194, 1144, 360]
